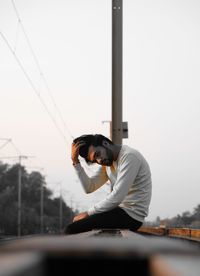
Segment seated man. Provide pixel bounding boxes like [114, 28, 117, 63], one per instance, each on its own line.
[64, 134, 152, 234]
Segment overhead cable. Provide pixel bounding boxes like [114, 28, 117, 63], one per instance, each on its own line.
[0, 30, 69, 144]
[10, 140, 22, 155]
[0, 140, 10, 150]
[11, 0, 74, 140]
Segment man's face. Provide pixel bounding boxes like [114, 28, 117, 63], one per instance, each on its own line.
[87, 145, 113, 166]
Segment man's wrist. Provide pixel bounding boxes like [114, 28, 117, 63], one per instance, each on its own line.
[72, 160, 80, 166]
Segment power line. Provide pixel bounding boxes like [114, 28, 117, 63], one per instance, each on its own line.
[11, 0, 74, 140]
[0, 30, 70, 144]
[0, 138, 21, 154]
[13, 17, 20, 53]
[0, 141, 9, 150]
[10, 141, 21, 155]
[0, 138, 11, 150]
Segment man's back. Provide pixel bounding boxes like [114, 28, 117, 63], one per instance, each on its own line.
[105, 145, 152, 222]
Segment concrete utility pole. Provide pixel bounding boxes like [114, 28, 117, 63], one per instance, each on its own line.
[111, 0, 123, 145]
[18, 156, 23, 237]
[17, 155, 34, 237]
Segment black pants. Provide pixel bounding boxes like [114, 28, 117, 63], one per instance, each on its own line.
[64, 207, 142, 234]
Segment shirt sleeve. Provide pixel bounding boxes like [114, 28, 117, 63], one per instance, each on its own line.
[74, 163, 108, 193]
[87, 153, 141, 215]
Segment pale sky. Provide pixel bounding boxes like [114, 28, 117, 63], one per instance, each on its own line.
[0, 0, 200, 222]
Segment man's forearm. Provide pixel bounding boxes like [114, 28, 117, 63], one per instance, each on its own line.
[74, 164, 108, 194]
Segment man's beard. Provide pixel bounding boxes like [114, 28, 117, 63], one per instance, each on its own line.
[102, 147, 113, 166]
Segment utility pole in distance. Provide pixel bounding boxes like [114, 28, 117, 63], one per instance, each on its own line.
[0, 155, 34, 237]
[111, 0, 123, 145]
[17, 155, 35, 237]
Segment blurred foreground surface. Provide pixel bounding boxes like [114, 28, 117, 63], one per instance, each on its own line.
[0, 229, 200, 276]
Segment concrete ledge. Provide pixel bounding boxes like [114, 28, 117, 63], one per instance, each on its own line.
[0, 230, 199, 276]
[0, 252, 44, 276]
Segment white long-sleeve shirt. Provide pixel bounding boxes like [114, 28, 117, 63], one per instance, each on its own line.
[74, 145, 152, 222]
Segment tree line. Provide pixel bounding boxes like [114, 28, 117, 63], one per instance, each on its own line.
[147, 204, 200, 229]
[0, 162, 75, 235]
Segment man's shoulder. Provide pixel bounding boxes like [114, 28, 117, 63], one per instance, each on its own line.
[121, 145, 140, 156]
[120, 145, 146, 163]
[118, 145, 137, 159]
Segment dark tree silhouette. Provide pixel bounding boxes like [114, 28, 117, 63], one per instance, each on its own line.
[0, 162, 74, 235]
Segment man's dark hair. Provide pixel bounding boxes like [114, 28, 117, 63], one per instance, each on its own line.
[73, 134, 113, 163]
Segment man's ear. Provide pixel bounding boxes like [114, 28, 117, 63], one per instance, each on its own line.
[102, 140, 110, 148]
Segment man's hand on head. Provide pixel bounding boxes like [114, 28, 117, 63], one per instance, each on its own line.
[71, 140, 86, 165]
[73, 212, 89, 222]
